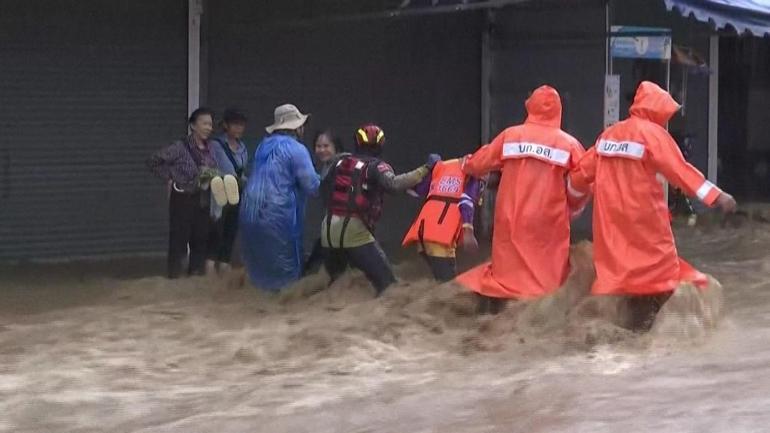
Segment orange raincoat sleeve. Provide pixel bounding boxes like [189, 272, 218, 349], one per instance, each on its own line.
[462, 132, 505, 176]
[650, 130, 722, 207]
[566, 141, 590, 218]
[568, 145, 597, 196]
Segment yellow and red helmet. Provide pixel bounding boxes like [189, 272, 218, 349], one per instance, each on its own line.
[354, 124, 385, 153]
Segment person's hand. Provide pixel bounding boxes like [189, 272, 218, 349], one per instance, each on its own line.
[716, 192, 737, 214]
[425, 153, 441, 169]
[461, 226, 479, 253]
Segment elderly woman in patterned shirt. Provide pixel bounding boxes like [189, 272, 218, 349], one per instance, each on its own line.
[147, 107, 216, 278]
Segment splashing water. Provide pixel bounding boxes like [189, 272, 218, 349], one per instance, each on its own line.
[1, 226, 761, 433]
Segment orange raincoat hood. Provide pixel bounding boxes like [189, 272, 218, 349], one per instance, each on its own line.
[629, 81, 681, 126]
[525, 85, 562, 128]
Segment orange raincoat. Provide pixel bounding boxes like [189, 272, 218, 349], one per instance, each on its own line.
[456, 85, 587, 299]
[569, 81, 718, 296]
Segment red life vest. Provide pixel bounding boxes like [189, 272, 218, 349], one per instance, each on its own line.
[326, 155, 383, 231]
[402, 159, 467, 248]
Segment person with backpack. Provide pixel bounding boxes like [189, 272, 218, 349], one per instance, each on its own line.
[321, 123, 439, 296]
[207, 108, 249, 274]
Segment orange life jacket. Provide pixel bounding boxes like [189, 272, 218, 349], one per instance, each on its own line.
[402, 159, 467, 248]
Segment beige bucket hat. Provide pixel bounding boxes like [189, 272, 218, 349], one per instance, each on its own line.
[265, 103, 309, 134]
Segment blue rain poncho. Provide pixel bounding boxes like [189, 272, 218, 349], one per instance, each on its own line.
[240, 133, 320, 291]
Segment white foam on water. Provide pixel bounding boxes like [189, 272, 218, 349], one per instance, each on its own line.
[2, 227, 757, 432]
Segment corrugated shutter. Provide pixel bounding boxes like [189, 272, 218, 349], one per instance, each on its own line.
[488, 2, 606, 147]
[487, 2, 606, 237]
[205, 2, 482, 253]
[0, 0, 187, 260]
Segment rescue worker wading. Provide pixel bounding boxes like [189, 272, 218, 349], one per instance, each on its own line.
[568, 81, 737, 330]
[321, 124, 440, 296]
[402, 158, 484, 281]
[455, 85, 589, 314]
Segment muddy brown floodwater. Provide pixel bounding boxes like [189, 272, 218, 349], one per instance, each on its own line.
[1, 224, 769, 433]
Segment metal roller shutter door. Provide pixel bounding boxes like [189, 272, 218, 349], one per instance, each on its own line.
[206, 1, 482, 252]
[0, 0, 188, 260]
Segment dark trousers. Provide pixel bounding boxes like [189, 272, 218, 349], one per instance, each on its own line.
[476, 294, 508, 315]
[303, 238, 324, 276]
[168, 189, 210, 278]
[323, 241, 397, 295]
[626, 292, 673, 332]
[208, 204, 240, 264]
[420, 253, 456, 282]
